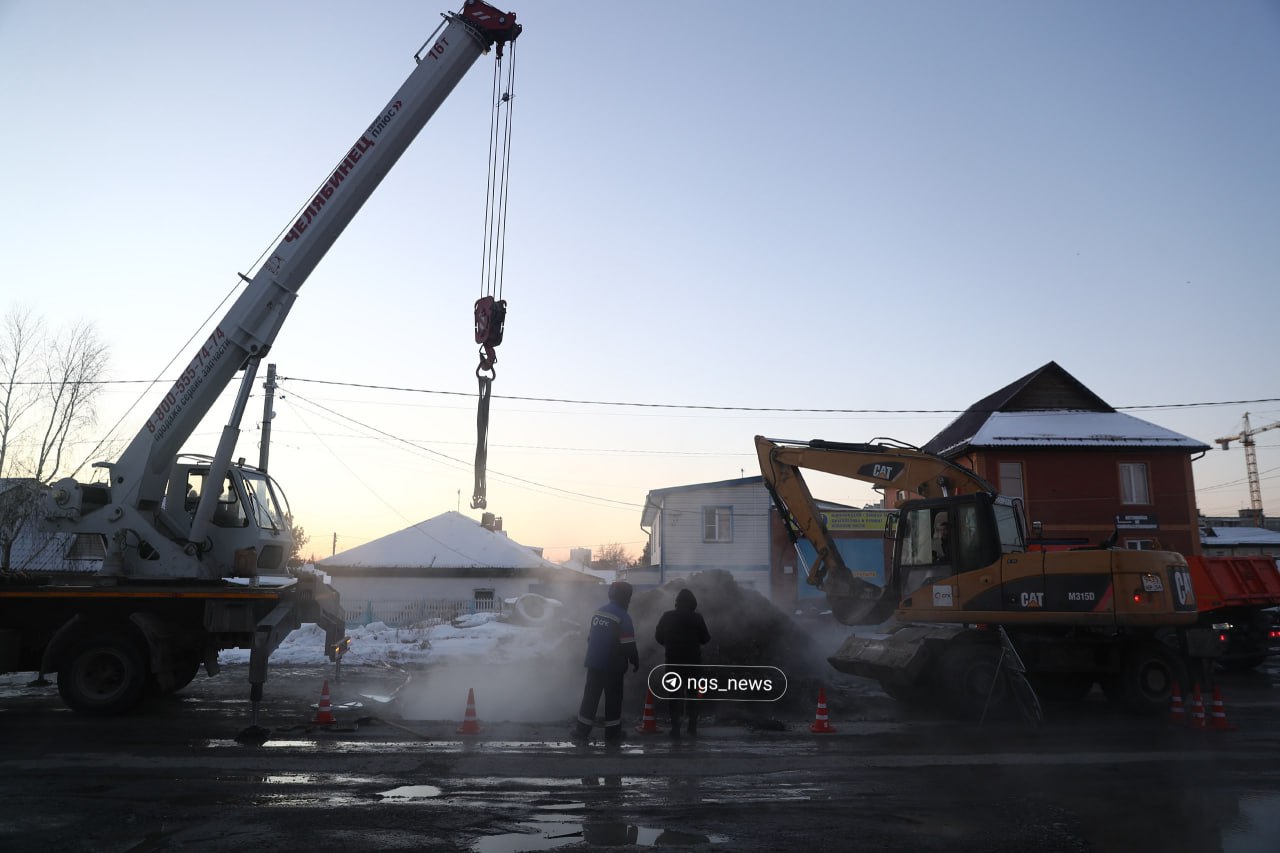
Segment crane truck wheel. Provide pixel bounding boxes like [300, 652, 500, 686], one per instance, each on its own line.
[1100, 640, 1186, 716]
[148, 656, 202, 697]
[56, 630, 150, 715]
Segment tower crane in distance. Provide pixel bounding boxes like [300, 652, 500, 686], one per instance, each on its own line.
[1215, 412, 1280, 526]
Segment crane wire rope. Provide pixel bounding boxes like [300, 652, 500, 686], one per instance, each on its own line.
[470, 39, 516, 510]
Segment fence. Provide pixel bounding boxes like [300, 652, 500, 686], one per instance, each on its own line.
[342, 597, 506, 628]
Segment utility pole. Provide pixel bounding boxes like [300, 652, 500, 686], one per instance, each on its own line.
[332, 532, 337, 557]
[1216, 412, 1280, 526]
[259, 363, 277, 473]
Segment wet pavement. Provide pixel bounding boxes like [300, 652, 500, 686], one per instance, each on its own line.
[2, 662, 1280, 852]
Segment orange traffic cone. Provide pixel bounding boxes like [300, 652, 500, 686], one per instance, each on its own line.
[1168, 681, 1186, 726]
[635, 690, 663, 734]
[1189, 683, 1206, 730]
[809, 688, 836, 733]
[312, 679, 337, 725]
[456, 687, 481, 735]
[1208, 686, 1236, 731]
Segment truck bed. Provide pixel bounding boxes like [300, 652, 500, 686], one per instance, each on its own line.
[1187, 556, 1280, 611]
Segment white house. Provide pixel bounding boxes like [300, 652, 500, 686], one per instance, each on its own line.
[637, 476, 773, 593]
[316, 511, 599, 623]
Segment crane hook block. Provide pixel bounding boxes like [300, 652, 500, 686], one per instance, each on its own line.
[474, 296, 507, 371]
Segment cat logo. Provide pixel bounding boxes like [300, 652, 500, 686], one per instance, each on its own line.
[857, 461, 903, 482]
[1173, 569, 1195, 608]
[1020, 592, 1044, 609]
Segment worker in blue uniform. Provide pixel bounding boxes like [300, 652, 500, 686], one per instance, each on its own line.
[573, 581, 639, 743]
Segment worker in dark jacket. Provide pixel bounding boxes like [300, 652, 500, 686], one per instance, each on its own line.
[573, 581, 639, 743]
[654, 587, 710, 737]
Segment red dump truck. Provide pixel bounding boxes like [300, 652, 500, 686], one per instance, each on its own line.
[1187, 556, 1280, 670]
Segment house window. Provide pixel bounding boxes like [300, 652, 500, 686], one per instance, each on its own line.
[1119, 463, 1150, 505]
[473, 589, 496, 611]
[703, 506, 733, 543]
[1125, 539, 1155, 551]
[998, 462, 1025, 500]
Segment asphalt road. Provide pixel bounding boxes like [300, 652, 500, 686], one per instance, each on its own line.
[2, 662, 1280, 853]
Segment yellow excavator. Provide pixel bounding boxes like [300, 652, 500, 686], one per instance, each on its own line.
[756, 435, 1215, 719]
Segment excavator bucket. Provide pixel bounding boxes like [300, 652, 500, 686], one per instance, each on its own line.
[827, 621, 963, 683]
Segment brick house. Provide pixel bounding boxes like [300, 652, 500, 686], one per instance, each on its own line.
[914, 362, 1209, 555]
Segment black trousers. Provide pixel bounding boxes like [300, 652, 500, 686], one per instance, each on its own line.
[665, 663, 698, 731]
[576, 667, 624, 738]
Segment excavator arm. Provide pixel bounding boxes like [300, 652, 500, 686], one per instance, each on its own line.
[754, 435, 997, 624]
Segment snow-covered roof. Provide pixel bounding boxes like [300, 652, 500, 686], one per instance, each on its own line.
[558, 559, 613, 584]
[945, 410, 1209, 453]
[923, 362, 1209, 457]
[317, 511, 565, 571]
[1201, 526, 1280, 547]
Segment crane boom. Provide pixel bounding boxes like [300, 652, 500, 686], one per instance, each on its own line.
[114, 3, 519, 510]
[45, 2, 521, 580]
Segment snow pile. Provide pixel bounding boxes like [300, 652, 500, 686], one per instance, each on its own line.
[218, 612, 574, 668]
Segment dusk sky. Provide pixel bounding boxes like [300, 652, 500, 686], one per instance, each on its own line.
[2, 1, 1277, 561]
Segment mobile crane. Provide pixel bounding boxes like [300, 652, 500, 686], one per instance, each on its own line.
[0, 2, 521, 727]
[756, 435, 1216, 719]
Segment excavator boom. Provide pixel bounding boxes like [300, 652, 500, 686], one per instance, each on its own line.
[755, 435, 997, 624]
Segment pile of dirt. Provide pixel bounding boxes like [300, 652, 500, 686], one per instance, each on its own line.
[625, 570, 850, 720]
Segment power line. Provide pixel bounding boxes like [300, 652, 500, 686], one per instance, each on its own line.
[278, 377, 1280, 414]
[282, 390, 645, 512]
[23, 375, 1276, 415]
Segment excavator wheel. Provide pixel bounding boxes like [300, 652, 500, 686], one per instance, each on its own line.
[1100, 640, 1186, 716]
[1029, 673, 1096, 704]
[939, 642, 1011, 721]
[56, 630, 150, 715]
[878, 675, 936, 707]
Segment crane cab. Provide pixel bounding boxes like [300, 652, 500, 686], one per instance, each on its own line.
[164, 455, 294, 577]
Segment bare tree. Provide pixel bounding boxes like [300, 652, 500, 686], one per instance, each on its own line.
[0, 308, 42, 479]
[34, 321, 107, 483]
[0, 307, 110, 570]
[593, 542, 633, 570]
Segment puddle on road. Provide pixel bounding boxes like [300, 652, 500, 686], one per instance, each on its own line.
[472, 819, 727, 852]
[378, 785, 444, 800]
[1223, 791, 1280, 852]
[467, 777, 728, 851]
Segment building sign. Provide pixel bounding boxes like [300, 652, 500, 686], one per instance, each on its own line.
[1116, 513, 1159, 530]
[819, 510, 890, 532]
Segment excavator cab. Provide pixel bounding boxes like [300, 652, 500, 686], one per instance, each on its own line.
[891, 493, 1028, 616]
